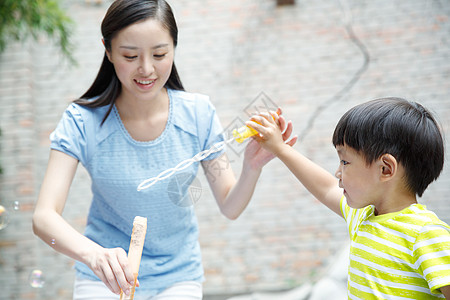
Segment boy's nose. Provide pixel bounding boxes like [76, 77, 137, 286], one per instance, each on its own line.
[334, 167, 341, 179]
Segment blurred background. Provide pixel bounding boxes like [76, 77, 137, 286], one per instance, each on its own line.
[0, 0, 449, 299]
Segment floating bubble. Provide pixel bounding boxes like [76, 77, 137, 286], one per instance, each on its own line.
[29, 270, 45, 288]
[0, 205, 11, 230]
[51, 239, 56, 245]
[12, 201, 20, 211]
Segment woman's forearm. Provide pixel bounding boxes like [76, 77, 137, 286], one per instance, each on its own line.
[32, 208, 101, 266]
[217, 162, 262, 220]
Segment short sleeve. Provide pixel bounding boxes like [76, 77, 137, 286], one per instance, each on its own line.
[341, 196, 375, 241]
[196, 96, 225, 161]
[340, 196, 349, 222]
[341, 196, 357, 239]
[50, 104, 88, 164]
[414, 223, 450, 294]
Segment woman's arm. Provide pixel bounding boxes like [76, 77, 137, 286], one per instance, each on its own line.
[201, 146, 259, 220]
[32, 150, 135, 295]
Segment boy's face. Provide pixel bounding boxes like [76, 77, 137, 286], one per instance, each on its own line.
[335, 145, 383, 209]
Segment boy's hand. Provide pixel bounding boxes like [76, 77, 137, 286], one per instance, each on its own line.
[246, 108, 296, 156]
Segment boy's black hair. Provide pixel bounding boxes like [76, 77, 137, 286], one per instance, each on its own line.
[332, 97, 444, 197]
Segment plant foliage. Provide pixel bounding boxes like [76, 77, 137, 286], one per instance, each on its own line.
[0, 0, 74, 63]
[0, 128, 2, 174]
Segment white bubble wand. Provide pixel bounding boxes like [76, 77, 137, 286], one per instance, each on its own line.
[137, 124, 258, 191]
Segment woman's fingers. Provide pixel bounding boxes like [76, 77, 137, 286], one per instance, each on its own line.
[282, 120, 294, 140]
[89, 247, 133, 295]
[96, 262, 121, 295]
[276, 107, 282, 116]
[286, 135, 298, 147]
[278, 115, 287, 133]
[108, 248, 132, 295]
[116, 247, 134, 286]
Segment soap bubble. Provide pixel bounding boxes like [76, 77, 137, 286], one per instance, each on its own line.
[0, 205, 10, 230]
[12, 201, 20, 211]
[29, 270, 45, 288]
[51, 239, 56, 245]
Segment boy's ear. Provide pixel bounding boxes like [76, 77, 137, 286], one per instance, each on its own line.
[379, 153, 397, 181]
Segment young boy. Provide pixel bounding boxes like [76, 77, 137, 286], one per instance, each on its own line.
[247, 97, 450, 299]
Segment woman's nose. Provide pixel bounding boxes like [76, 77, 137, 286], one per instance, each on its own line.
[138, 58, 155, 76]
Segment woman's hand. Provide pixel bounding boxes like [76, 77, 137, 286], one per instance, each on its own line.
[33, 150, 139, 295]
[85, 246, 138, 295]
[244, 108, 297, 170]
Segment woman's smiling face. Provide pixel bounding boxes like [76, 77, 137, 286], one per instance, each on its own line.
[106, 18, 174, 102]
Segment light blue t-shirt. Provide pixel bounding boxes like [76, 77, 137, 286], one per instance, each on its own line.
[50, 89, 225, 295]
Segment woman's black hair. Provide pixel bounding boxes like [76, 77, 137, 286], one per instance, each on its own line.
[332, 97, 444, 197]
[74, 0, 184, 124]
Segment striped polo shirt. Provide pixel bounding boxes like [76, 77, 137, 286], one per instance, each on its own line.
[340, 197, 450, 299]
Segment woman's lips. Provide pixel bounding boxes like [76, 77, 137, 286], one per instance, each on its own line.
[135, 79, 156, 89]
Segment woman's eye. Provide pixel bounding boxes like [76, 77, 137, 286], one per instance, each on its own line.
[154, 54, 166, 59]
[124, 55, 137, 60]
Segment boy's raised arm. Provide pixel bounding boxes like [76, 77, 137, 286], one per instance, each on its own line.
[247, 111, 343, 217]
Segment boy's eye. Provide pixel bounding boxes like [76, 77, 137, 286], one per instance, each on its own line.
[341, 160, 349, 166]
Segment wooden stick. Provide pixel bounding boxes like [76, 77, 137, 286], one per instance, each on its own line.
[120, 216, 147, 300]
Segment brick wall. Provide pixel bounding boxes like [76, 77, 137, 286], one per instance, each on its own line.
[1, 0, 449, 298]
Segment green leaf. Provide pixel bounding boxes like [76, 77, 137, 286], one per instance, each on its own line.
[0, 0, 75, 64]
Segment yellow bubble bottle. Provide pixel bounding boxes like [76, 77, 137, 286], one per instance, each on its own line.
[232, 125, 259, 143]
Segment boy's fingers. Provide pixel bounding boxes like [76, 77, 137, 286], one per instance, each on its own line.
[251, 134, 264, 143]
[256, 112, 278, 127]
[246, 120, 264, 134]
[250, 115, 270, 127]
[269, 110, 280, 126]
[258, 112, 272, 123]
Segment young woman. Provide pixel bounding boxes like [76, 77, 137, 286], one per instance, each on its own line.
[32, 1, 295, 299]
